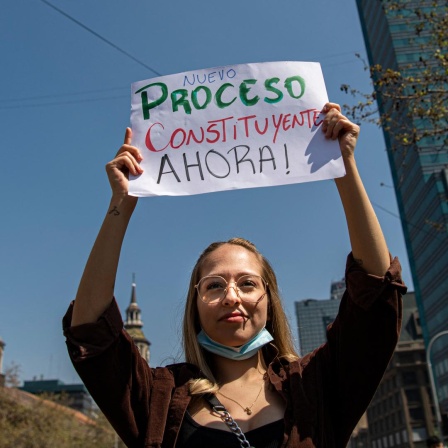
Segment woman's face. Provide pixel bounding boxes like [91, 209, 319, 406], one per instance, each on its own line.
[196, 244, 268, 348]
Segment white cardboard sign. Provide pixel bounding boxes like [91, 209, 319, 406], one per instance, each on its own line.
[129, 61, 345, 197]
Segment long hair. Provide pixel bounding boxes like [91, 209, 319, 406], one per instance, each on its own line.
[183, 238, 299, 395]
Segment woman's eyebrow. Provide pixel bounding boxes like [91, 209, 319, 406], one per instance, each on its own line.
[205, 271, 261, 278]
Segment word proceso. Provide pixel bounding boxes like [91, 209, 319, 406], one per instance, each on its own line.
[135, 74, 307, 120]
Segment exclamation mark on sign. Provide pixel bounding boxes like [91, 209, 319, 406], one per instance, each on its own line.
[284, 144, 290, 175]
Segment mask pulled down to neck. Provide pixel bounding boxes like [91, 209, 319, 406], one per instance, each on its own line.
[197, 328, 274, 361]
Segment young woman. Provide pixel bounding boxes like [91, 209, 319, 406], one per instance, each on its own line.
[63, 103, 406, 447]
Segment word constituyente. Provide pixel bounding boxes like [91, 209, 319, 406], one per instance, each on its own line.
[145, 110, 323, 153]
[135, 75, 306, 120]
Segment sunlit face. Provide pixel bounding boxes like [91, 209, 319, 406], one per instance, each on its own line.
[196, 244, 268, 348]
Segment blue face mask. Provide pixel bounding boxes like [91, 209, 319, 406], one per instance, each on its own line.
[197, 328, 274, 360]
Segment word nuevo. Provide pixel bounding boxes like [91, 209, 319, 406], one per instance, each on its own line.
[135, 75, 306, 120]
[183, 68, 237, 86]
[145, 109, 323, 152]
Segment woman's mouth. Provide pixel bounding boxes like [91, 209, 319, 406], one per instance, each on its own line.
[219, 312, 247, 322]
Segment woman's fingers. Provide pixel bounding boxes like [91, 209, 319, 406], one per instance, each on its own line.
[115, 142, 143, 160]
[326, 114, 350, 140]
[322, 102, 341, 113]
[321, 103, 360, 157]
[113, 127, 143, 172]
[115, 144, 143, 163]
[105, 129, 144, 196]
[123, 127, 132, 146]
[107, 152, 143, 177]
[321, 105, 358, 140]
[114, 128, 143, 162]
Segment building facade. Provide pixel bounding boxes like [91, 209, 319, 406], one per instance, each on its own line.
[295, 298, 340, 356]
[20, 379, 93, 414]
[124, 275, 150, 363]
[356, 0, 448, 411]
[360, 293, 442, 447]
[330, 278, 345, 301]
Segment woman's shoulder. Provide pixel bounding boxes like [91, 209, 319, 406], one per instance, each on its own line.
[268, 355, 308, 379]
[155, 362, 202, 386]
[268, 348, 327, 380]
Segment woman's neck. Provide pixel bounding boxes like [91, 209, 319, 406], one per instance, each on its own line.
[212, 351, 267, 385]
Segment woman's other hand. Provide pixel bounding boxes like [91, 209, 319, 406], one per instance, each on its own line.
[321, 103, 360, 160]
[105, 128, 143, 200]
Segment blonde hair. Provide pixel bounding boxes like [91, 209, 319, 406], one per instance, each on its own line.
[182, 238, 299, 395]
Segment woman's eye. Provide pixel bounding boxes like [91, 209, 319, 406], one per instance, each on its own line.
[240, 280, 256, 288]
[207, 281, 225, 290]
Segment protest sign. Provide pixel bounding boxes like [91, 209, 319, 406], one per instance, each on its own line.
[129, 61, 345, 197]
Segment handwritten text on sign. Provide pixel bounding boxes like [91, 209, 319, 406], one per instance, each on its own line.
[129, 61, 345, 197]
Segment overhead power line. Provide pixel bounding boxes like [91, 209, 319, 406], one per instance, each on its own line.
[39, 0, 162, 76]
[0, 86, 127, 104]
[371, 200, 401, 220]
[371, 199, 446, 244]
[0, 94, 128, 110]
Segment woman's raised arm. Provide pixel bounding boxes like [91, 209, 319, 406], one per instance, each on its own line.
[71, 128, 143, 326]
[322, 103, 390, 276]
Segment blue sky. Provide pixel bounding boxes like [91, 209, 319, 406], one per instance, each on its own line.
[1, 0, 412, 384]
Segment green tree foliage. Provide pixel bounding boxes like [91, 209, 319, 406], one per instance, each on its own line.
[0, 387, 125, 448]
[341, 0, 447, 151]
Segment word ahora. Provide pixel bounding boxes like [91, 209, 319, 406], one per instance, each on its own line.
[155, 144, 291, 184]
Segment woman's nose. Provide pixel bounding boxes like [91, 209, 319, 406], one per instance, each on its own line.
[222, 284, 241, 305]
